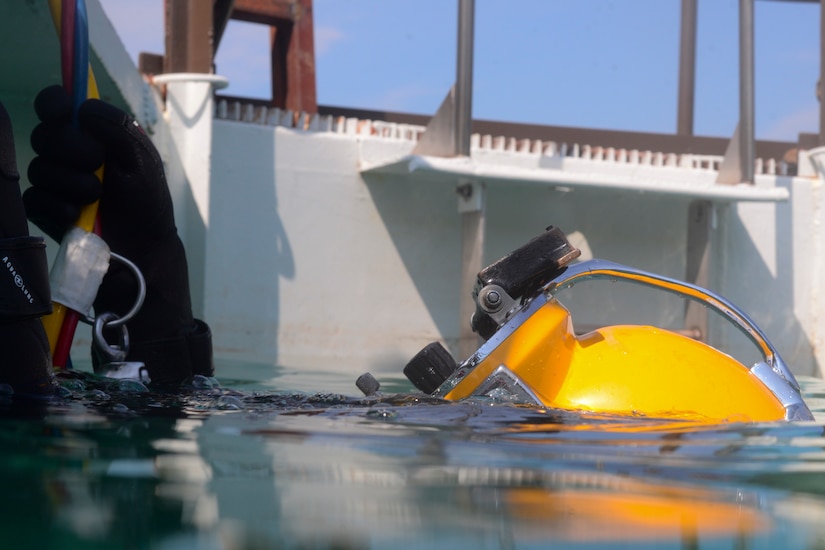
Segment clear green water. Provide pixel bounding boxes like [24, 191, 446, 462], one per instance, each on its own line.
[4, 361, 825, 549]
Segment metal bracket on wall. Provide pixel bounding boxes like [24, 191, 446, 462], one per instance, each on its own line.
[717, 123, 743, 185]
[457, 179, 486, 358]
[412, 86, 457, 158]
[684, 199, 712, 342]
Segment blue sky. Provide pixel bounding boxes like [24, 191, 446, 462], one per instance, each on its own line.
[98, 0, 821, 142]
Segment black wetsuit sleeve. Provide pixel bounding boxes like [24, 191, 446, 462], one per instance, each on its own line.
[0, 237, 55, 396]
[0, 99, 56, 397]
[0, 318, 55, 396]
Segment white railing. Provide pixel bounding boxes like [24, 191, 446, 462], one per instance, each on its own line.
[214, 98, 791, 177]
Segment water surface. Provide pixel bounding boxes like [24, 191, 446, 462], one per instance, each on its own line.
[3, 362, 825, 549]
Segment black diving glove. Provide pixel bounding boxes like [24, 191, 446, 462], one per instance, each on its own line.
[24, 86, 214, 385]
[0, 99, 56, 396]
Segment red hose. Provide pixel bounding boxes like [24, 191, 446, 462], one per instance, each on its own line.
[60, 0, 75, 94]
[52, 0, 102, 370]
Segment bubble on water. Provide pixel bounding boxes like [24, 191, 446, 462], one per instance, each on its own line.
[86, 389, 110, 401]
[115, 380, 149, 393]
[217, 395, 245, 410]
[190, 375, 219, 390]
[59, 378, 86, 392]
[366, 407, 398, 420]
[112, 403, 131, 414]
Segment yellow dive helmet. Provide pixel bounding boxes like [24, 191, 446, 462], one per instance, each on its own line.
[399, 227, 813, 423]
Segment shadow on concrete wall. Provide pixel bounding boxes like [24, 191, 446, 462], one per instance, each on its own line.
[362, 172, 463, 353]
[209, 122, 294, 365]
[721, 197, 818, 377]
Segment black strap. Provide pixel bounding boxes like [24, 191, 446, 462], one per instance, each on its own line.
[0, 236, 51, 320]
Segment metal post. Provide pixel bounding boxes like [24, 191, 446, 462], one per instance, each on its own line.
[739, 0, 755, 183]
[820, 0, 825, 145]
[677, 0, 697, 136]
[458, 181, 485, 359]
[455, 0, 474, 156]
[684, 200, 711, 342]
[455, 0, 482, 359]
[164, 0, 214, 74]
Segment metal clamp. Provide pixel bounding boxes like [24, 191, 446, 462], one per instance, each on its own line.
[93, 311, 130, 363]
[91, 310, 150, 383]
[81, 252, 146, 328]
[476, 284, 518, 325]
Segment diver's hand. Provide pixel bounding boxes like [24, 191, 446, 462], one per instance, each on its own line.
[26, 86, 186, 341]
[25, 86, 213, 384]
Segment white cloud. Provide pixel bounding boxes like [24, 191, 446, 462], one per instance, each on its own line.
[375, 83, 445, 112]
[762, 104, 819, 142]
[314, 26, 345, 56]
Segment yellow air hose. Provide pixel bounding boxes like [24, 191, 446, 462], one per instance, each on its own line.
[43, 0, 104, 367]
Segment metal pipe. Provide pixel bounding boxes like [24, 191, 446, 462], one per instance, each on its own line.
[820, 0, 825, 145]
[455, 0, 475, 157]
[677, 0, 697, 136]
[456, 0, 479, 358]
[739, 0, 755, 183]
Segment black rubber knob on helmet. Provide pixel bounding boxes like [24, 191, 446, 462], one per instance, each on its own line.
[403, 341, 457, 394]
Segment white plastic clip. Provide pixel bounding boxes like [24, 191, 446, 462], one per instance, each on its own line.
[49, 227, 110, 317]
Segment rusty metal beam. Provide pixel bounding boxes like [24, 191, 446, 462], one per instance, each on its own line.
[232, 0, 296, 25]
[213, 0, 317, 112]
[139, 52, 164, 76]
[283, 0, 316, 112]
[165, 0, 214, 74]
[270, 24, 291, 109]
[213, 0, 236, 52]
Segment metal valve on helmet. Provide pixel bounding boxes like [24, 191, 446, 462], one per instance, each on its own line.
[400, 225, 581, 395]
[470, 225, 580, 340]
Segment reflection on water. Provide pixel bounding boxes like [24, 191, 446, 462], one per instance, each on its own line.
[2, 365, 825, 549]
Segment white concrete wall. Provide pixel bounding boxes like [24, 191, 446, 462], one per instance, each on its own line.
[208, 121, 460, 374]
[7, 0, 819, 380]
[716, 170, 825, 377]
[206, 118, 784, 378]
